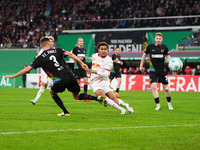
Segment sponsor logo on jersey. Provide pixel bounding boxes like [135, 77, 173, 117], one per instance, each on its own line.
[92, 62, 100, 68]
[77, 54, 85, 57]
[151, 54, 163, 58]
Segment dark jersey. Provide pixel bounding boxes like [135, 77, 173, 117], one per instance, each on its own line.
[145, 43, 169, 72]
[30, 48, 72, 80]
[72, 46, 86, 69]
[111, 54, 121, 72]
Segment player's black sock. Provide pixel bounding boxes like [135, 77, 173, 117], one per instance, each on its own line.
[52, 95, 69, 114]
[79, 93, 97, 101]
[116, 88, 119, 93]
[166, 97, 171, 102]
[84, 85, 88, 93]
[154, 97, 159, 104]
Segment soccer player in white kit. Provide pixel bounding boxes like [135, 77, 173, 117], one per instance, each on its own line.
[88, 42, 134, 115]
[30, 36, 54, 105]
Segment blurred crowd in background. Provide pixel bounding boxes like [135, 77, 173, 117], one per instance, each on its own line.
[0, 0, 200, 48]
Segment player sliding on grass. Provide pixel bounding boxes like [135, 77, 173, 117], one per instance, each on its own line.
[5, 37, 106, 116]
[88, 42, 134, 115]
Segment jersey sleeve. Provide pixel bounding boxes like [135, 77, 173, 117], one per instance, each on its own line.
[72, 47, 77, 56]
[165, 45, 170, 55]
[144, 45, 150, 55]
[112, 54, 116, 61]
[30, 56, 42, 69]
[56, 48, 67, 57]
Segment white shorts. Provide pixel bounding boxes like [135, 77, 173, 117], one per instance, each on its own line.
[90, 80, 113, 94]
[41, 75, 52, 85]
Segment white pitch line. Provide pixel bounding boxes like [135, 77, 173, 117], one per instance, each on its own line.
[0, 124, 199, 135]
[0, 100, 199, 106]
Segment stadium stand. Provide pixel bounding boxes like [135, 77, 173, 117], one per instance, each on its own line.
[0, 0, 200, 48]
[184, 66, 192, 75]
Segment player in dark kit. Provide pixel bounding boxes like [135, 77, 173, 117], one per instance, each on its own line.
[72, 38, 88, 90]
[109, 48, 123, 98]
[5, 37, 105, 116]
[72, 38, 89, 101]
[139, 32, 173, 110]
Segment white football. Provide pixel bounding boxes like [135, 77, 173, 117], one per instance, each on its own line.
[168, 58, 183, 72]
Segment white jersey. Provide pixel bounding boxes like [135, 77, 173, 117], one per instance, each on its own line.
[90, 53, 113, 84]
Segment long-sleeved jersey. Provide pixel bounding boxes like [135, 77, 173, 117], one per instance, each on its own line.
[90, 53, 113, 84]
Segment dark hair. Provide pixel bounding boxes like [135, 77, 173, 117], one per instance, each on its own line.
[96, 42, 109, 49]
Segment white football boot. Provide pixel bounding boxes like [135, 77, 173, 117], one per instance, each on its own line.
[57, 112, 70, 116]
[121, 109, 127, 115]
[125, 104, 134, 114]
[30, 100, 36, 105]
[168, 103, 173, 110]
[155, 104, 161, 110]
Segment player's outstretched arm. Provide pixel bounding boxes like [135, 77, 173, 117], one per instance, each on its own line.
[5, 66, 32, 79]
[64, 51, 89, 71]
[88, 68, 111, 78]
[88, 69, 97, 74]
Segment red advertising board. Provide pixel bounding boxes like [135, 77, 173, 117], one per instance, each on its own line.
[126, 75, 200, 92]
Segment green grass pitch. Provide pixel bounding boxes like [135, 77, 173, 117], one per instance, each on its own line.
[0, 88, 199, 150]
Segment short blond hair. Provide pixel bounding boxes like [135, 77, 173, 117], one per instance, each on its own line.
[40, 37, 50, 47]
[155, 32, 163, 38]
[48, 36, 55, 41]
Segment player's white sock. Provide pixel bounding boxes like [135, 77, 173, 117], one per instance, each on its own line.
[33, 86, 45, 102]
[105, 97, 126, 112]
[118, 98, 134, 113]
[117, 99, 127, 107]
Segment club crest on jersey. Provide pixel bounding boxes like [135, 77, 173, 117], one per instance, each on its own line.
[161, 49, 164, 53]
[92, 62, 100, 68]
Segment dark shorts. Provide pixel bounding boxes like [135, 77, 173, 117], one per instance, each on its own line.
[149, 71, 168, 84]
[74, 68, 87, 79]
[109, 71, 122, 80]
[51, 73, 80, 94]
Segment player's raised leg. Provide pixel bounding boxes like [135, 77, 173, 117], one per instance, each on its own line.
[73, 92, 105, 105]
[117, 99, 134, 113]
[97, 90, 127, 115]
[106, 91, 134, 114]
